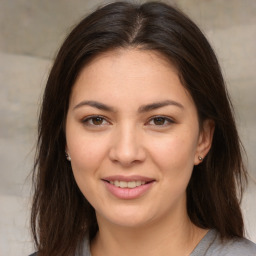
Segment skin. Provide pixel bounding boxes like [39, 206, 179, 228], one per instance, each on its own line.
[66, 48, 214, 256]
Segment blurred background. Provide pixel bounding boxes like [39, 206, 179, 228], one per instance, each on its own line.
[0, 0, 255, 255]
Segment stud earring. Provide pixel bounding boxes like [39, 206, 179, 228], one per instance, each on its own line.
[198, 156, 203, 161]
[65, 152, 71, 161]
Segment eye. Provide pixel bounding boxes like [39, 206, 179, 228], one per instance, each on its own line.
[82, 115, 110, 126]
[147, 116, 174, 126]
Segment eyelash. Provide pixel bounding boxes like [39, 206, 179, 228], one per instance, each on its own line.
[82, 115, 174, 127]
[82, 115, 111, 126]
[146, 116, 174, 127]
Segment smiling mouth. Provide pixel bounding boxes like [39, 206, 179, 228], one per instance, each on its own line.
[109, 180, 146, 188]
[102, 177, 155, 199]
[103, 179, 155, 189]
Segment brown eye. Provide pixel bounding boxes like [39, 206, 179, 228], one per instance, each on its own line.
[91, 117, 104, 125]
[153, 117, 166, 125]
[82, 116, 109, 126]
[147, 116, 174, 127]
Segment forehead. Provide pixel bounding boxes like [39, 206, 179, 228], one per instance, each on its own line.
[84, 48, 178, 74]
[69, 48, 193, 109]
[74, 48, 180, 88]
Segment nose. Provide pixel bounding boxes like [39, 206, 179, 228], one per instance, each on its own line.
[109, 124, 146, 167]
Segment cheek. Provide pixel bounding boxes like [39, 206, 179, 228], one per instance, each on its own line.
[66, 131, 110, 193]
[148, 131, 198, 177]
[151, 135, 198, 205]
[151, 136, 196, 167]
[69, 137, 107, 171]
[68, 136, 109, 204]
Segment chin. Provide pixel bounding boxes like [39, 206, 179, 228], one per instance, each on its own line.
[111, 217, 152, 229]
[96, 208, 155, 229]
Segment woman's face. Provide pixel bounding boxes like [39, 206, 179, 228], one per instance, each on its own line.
[66, 49, 213, 228]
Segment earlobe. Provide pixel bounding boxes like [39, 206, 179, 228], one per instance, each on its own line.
[65, 146, 71, 161]
[194, 119, 215, 165]
[65, 152, 72, 161]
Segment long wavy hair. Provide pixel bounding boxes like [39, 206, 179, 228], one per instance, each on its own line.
[31, 1, 247, 255]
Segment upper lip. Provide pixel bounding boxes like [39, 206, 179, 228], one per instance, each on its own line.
[102, 175, 155, 183]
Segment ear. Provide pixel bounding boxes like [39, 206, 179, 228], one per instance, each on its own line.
[194, 119, 215, 165]
[65, 146, 72, 161]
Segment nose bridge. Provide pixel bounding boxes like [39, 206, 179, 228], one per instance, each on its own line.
[109, 122, 145, 165]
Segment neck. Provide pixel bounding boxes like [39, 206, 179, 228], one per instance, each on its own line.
[91, 212, 207, 256]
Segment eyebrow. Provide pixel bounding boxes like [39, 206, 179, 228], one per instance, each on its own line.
[138, 100, 184, 113]
[73, 100, 116, 112]
[73, 99, 184, 112]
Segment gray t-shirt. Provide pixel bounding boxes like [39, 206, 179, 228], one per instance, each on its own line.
[30, 229, 256, 255]
[190, 229, 256, 255]
[79, 229, 256, 256]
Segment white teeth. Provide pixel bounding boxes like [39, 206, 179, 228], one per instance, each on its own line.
[109, 180, 147, 188]
[136, 181, 145, 186]
[128, 181, 136, 188]
[119, 181, 127, 188]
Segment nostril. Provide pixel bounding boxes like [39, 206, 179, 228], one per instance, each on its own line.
[108, 136, 147, 165]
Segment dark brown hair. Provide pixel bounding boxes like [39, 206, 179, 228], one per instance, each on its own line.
[31, 1, 247, 255]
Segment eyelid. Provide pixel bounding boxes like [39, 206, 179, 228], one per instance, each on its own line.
[81, 115, 111, 126]
[81, 115, 174, 127]
[146, 115, 175, 126]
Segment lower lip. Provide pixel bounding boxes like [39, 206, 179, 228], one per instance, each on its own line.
[103, 181, 154, 199]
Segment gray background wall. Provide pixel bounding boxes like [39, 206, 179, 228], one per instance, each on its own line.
[0, 0, 255, 255]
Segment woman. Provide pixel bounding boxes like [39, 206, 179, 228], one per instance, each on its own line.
[30, 1, 256, 255]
